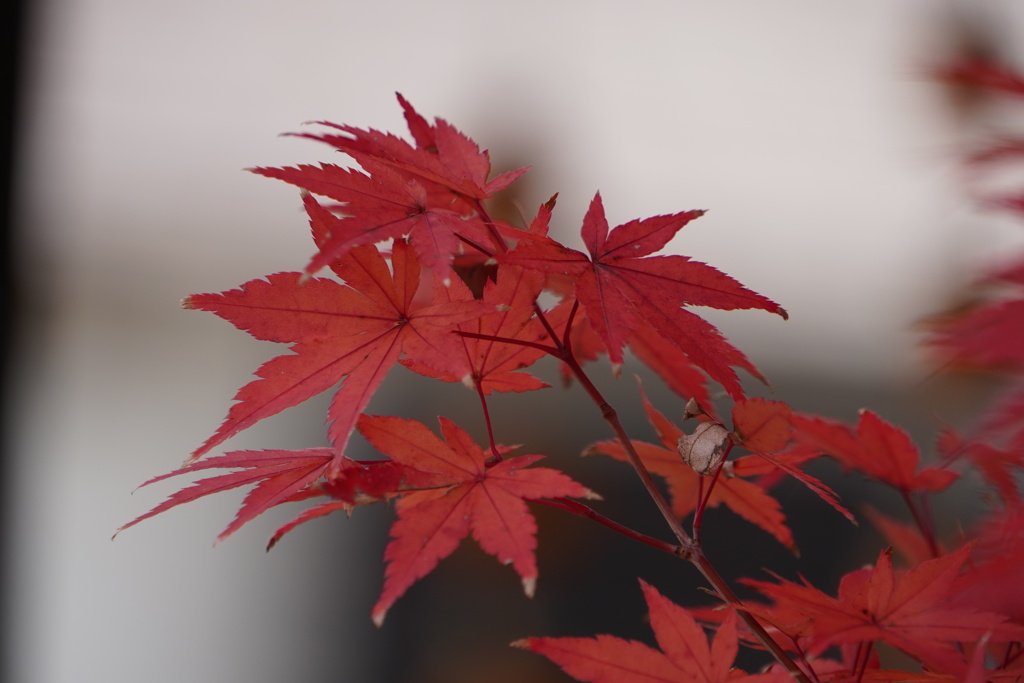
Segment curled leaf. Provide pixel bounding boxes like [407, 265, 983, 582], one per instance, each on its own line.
[677, 422, 731, 476]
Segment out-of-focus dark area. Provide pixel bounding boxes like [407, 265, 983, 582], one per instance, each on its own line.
[2, 0, 29, 678]
[6, 2, 1024, 682]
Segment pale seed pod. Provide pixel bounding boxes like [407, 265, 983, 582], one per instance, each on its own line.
[677, 422, 730, 476]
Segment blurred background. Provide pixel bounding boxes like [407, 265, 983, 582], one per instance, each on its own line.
[5, 1, 1024, 681]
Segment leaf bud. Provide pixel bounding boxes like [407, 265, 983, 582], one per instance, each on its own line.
[677, 422, 730, 476]
[682, 397, 706, 421]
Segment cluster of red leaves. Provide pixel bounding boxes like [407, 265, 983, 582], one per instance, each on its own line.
[526, 397, 1024, 681]
[125, 82, 1024, 682]
[121, 93, 784, 626]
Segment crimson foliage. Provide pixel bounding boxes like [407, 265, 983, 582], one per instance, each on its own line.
[125, 74, 1024, 682]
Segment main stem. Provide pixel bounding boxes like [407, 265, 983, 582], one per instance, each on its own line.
[559, 349, 692, 547]
[560, 350, 811, 683]
[689, 548, 812, 683]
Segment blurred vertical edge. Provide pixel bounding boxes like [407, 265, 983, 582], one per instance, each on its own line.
[3, 0, 33, 680]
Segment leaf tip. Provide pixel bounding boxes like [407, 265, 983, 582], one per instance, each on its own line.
[181, 452, 202, 468]
[522, 575, 537, 599]
[371, 609, 387, 628]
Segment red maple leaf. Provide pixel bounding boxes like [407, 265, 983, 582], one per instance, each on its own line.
[728, 399, 853, 523]
[184, 239, 493, 474]
[518, 580, 777, 683]
[930, 299, 1024, 369]
[116, 448, 333, 542]
[587, 391, 795, 551]
[731, 398, 793, 454]
[401, 263, 553, 394]
[937, 429, 1024, 504]
[936, 58, 1024, 99]
[256, 162, 492, 276]
[504, 192, 786, 397]
[861, 505, 938, 566]
[788, 410, 959, 494]
[744, 546, 1024, 675]
[927, 255, 1024, 369]
[297, 93, 529, 200]
[953, 504, 1024, 625]
[628, 318, 760, 412]
[357, 414, 592, 626]
[263, 457, 422, 550]
[257, 94, 529, 275]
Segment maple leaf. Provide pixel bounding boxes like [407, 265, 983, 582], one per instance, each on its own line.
[518, 580, 776, 683]
[256, 94, 529, 274]
[626, 319, 718, 410]
[927, 255, 1024, 369]
[936, 58, 1024, 99]
[861, 505, 938, 566]
[729, 399, 854, 523]
[357, 414, 591, 626]
[401, 263, 553, 394]
[788, 410, 959, 494]
[929, 299, 1024, 368]
[116, 448, 333, 542]
[937, 429, 1024, 504]
[256, 162, 492, 276]
[975, 378, 1024, 441]
[264, 458, 412, 550]
[744, 546, 1024, 675]
[731, 398, 793, 454]
[782, 405, 958, 497]
[586, 390, 795, 551]
[297, 93, 529, 200]
[185, 239, 493, 473]
[953, 504, 1024, 624]
[504, 192, 786, 397]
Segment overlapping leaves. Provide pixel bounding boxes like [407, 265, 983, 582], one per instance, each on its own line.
[182, 238, 491, 472]
[123, 88, 1024, 683]
[504, 192, 786, 397]
[518, 580, 777, 683]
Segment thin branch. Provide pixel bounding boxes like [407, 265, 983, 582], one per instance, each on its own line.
[535, 497, 679, 555]
[561, 350, 693, 548]
[691, 445, 730, 544]
[689, 551, 813, 683]
[454, 330, 558, 356]
[471, 200, 510, 255]
[475, 380, 502, 466]
[456, 233, 495, 258]
[901, 489, 941, 559]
